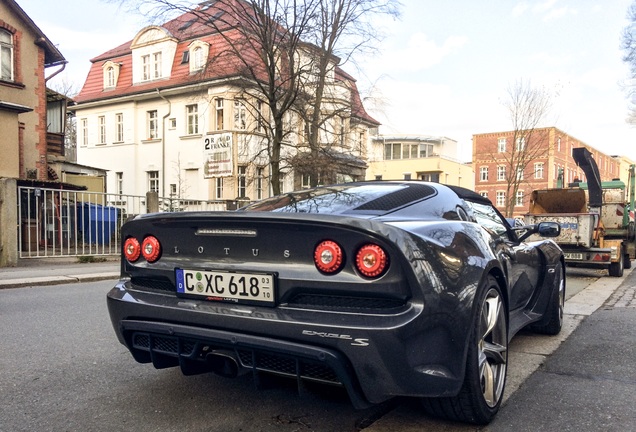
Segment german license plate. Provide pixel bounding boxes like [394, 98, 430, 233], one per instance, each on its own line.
[175, 268, 275, 305]
[564, 252, 584, 260]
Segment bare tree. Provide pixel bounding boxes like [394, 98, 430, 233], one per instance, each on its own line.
[294, 0, 400, 187]
[49, 78, 80, 162]
[113, 0, 398, 194]
[621, 1, 636, 124]
[498, 79, 553, 217]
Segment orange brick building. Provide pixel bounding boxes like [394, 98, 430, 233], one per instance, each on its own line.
[472, 127, 627, 218]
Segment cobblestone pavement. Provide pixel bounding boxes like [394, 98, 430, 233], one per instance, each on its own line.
[603, 276, 636, 308]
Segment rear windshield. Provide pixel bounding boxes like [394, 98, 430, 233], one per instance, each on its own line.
[242, 183, 435, 214]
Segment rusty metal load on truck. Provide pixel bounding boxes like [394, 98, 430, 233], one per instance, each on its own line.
[526, 147, 635, 277]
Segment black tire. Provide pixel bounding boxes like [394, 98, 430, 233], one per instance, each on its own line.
[609, 254, 624, 277]
[624, 254, 632, 270]
[529, 263, 564, 335]
[421, 276, 508, 425]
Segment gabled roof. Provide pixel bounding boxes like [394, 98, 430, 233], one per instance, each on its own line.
[74, 0, 380, 126]
[6, 0, 66, 66]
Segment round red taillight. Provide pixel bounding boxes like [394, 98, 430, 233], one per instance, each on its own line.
[355, 244, 388, 278]
[141, 236, 161, 263]
[123, 237, 141, 262]
[314, 240, 344, 273]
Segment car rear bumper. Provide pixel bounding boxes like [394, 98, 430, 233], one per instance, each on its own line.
[107, 280, 469, 407]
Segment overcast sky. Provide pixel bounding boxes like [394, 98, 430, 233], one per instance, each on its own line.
[20, 0, 636, 162]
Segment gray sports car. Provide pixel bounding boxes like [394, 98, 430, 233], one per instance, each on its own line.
[107, 181, 564, 424]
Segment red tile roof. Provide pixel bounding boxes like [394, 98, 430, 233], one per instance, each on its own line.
[74, 1, 379, 125]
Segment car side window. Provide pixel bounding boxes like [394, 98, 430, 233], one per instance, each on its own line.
[465, 201, 509, 237]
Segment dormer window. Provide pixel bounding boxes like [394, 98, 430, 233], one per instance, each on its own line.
[188, 40, 209, 73]
[102, 61, 121, 89]
[130, 26, 177, 84]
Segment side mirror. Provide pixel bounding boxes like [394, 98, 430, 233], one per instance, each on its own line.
[514, 221, 560, 242]
[537, 221, 560, 237]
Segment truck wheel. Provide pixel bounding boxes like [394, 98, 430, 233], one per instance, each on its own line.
[609, 255, 624, 277]
[624, 254, 632, 270]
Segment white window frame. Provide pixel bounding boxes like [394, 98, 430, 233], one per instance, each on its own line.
[152, 52, 162, 79]
[237, 165, 247, 198]
[479, 191, 488, 198]
[106, 66, 115, 87]
[98, 116, 106, 144]
[116, 172, 123, 195]
[479, 166, 488, 181]
[496, 191, 506, 207]
[516, 167, 524, 181]
[142, 54, 150, 81]
[497, 138, 506, 153]
[81, 118, 88, 146]
[0, 29, 14, 81]
[186, 104, 199, 135]
[147, 110, 158, 139]
[534, 162, 544, 179]
[234, 100, 246, 130]
[215, 177, 223, 199]
[515, 191, 524, 206]
[216, 99, 224, 130]
[256, 167, 264, 199]
[148, 171, 159, 193]
[497, 166, 506, 181]
[115, 113, 124, 142]
[516, 137, 525, 151]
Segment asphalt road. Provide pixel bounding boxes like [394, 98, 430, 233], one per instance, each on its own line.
[0, 270, 615, 431]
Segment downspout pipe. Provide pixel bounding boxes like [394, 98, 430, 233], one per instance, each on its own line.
[156, 88, 171, 199]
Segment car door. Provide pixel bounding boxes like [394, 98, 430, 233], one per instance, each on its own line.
[467, 200, 540, 311]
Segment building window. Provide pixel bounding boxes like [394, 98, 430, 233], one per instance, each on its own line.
[192, 47, 204, 70]
[98, 116, 106, 144]
[256, 100, 263, 132]
[237, 165, 247, 198]
[116, 113, 124, 142]
[516, 137, 525, 151]
[215, 177, 223, 199]
[186, 104, 199, 134]
[302, 174, 311, 189]
[516, 191, 524, 206]
[147, 110, 158, 139]
[116, 172, 123, 195]
[479, 166, 488, 181]
[234, 100, 246, 130]
[497, 166, 506, 181]
[142, 54, 150, 81]
[81, 118, 88, 146]
[534, 162, 544, 179]
[0, 29, 13, 81]
[557, 137, 561, 152]
[498, 138, 506, 153]
[148, 171, 159, 193]
[106, 67, 115, 87]
[216, 99, 224, 130]
[153, 52, 162, 79]
[340, 117, 346, 146]
[516, 167, 524, 181]
[496, 191, 506, 207]
[480, 191, 488, 198]
[256, 167, 264, 199]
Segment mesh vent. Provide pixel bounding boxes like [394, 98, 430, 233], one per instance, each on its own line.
[287, 294, 405, 312]
[131, 277, 175, 292]
[355, 184, 435, 211]
[237, 349, 340, 383]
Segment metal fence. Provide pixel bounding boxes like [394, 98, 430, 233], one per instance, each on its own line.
[18, 186, 227, 258]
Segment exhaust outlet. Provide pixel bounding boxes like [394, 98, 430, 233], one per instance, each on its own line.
[206, 351, 243, 378]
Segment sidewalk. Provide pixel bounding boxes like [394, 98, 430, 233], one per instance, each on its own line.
[0, 257, 120, 288]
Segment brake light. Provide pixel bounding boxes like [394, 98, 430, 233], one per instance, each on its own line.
[123, 237, 141, 262]
[355, 244, 388, 278]
[141, 236, 162, 263]
[314, 240, 344, 273]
